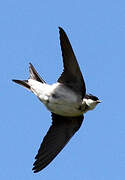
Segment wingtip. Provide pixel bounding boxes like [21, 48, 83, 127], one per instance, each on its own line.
[32, 164, 43, 173]
[58, 26, 64, 32]
[32, 167, 37, 173]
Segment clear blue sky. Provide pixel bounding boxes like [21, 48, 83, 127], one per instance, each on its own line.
[1, 0, 125, 179]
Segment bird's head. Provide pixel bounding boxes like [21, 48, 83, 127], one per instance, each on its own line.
[83, 94, 101, 111]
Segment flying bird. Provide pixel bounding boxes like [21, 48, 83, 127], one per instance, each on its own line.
[13, 27, 101, 173]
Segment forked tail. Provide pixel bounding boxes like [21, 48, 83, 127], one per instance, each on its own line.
[12, 63, 46, 90]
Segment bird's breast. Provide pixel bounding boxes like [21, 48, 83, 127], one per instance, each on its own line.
[44, 84, 84, 117]
[29, 81, 84, 117]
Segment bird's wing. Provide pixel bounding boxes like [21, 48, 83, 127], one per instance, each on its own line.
[32, 113, 83, 173]
[58, 27, 86, 98]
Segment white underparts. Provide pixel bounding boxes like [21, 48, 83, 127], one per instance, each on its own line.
[28, 79, 98, 117]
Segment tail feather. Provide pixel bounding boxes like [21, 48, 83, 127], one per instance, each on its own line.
[12, 63, 46, 89]
[12, 80, 30, 90]
[29, 63, 46, 83]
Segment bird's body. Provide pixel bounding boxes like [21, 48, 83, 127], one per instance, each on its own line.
[13, 27, 101, 173]
[29, 79, 86, 117]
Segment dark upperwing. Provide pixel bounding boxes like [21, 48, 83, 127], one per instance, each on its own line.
[32, 113, 83, 173]
[58, 27, 86, 99]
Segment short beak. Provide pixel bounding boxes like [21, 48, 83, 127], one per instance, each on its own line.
[96, 100, 101, 103]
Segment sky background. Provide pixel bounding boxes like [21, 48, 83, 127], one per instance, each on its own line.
[1, 0, 125, 179]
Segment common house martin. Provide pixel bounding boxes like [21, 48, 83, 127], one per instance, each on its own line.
[13, 27, 101, 173]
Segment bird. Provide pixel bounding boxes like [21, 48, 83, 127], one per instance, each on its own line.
[12, 27, 101, 173]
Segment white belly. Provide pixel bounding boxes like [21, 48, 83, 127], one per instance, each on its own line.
[28, 80, 83, 117]
[46, 98, 83, 117]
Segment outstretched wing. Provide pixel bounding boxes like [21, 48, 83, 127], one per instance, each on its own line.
[58, 27, 86, 98]
[32, 113, 83, 173]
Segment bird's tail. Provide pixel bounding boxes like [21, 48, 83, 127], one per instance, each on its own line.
[12, 63, 46, 90]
